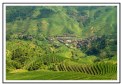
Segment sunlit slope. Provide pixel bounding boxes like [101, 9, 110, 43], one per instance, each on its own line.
[6, 6, 82, 38]
[82, 7, 117, 37]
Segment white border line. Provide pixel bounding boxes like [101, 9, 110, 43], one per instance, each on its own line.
[4, 3, 119, 6]
[3, 3, 119, 83]
[117, 3, 119, 82]
[3, 3, 6, 83]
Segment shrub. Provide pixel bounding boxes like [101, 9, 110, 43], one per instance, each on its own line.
[27, 61, 42, 71]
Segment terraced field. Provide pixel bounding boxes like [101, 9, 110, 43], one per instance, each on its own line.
[6, 70, 117, 80]
[57, 62, 117, 75]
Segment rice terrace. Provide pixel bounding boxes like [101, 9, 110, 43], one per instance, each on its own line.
[5, 4, 118, 80]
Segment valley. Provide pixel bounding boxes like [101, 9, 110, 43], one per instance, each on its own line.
[6, 6, 117, 80]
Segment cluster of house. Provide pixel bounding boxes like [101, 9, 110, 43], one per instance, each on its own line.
[76, 36, 104, 48]
[47, 34, 78, 49]
[56, 36, 77, 44]
[47, 34, 110, 50]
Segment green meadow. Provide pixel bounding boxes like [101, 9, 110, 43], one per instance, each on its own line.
[7, 70, 117, 80]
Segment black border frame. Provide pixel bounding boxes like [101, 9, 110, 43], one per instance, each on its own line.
[2, 2, 120, 83]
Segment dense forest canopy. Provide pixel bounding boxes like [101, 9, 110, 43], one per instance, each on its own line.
[6, 6, 117, 80]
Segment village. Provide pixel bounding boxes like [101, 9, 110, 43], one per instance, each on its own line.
[47, 34, 104, 50]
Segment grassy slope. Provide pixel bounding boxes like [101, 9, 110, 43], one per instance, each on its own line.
[6, 7, 82, 37]
[6, 70, 117, 80]
[82, 7, 117, 37]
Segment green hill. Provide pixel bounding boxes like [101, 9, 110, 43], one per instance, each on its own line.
[6, 6, 117, 38]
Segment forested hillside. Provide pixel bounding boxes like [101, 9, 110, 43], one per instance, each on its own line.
[6, 6, 117, 80]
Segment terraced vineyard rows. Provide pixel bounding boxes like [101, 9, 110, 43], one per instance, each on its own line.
[57, 62, 117, 75]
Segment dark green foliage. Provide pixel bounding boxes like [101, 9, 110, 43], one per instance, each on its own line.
[41, 54, 65, 66]
[77, 35, 117, 59]
[27, 61, 42, 71]
[6, 6, 35, 22]
[77, 36, 106, 55]
[12, 48, 28, 65]
[38, 8, 56, 18]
